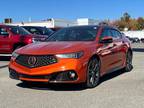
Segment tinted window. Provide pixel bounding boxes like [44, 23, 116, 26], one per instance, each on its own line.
[23, 27, 53, 36]
[47, 26, 98, 41]
[29, 28, 41, 35]
[43, 28, 53, 35]
[111, 29, 122, 39]
[9, 26, 30, 35]
[100, 29, 112, 40]
[0, 27, 9, 36]
[101, 29, 112, 37]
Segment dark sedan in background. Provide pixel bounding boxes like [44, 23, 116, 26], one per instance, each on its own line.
[22, 26, 54, 36]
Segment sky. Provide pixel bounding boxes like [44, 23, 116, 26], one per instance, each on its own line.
[0, 0, 144, 22]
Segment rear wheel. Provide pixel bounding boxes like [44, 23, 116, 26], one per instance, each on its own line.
[124, 51, 133, 72]
[85, 57, 100, 88]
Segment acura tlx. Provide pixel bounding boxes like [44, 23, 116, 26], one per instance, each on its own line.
[9, 25, 133, 88]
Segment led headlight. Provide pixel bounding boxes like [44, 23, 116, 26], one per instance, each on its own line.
[56, 51, 84, 59]
[12, 52, 19, 59]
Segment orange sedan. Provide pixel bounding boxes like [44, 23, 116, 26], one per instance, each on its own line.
[9, 25, 133, 88]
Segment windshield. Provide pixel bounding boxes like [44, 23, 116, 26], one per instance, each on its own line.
[9, 26, 31, 35]
[46, 26, 98, 41]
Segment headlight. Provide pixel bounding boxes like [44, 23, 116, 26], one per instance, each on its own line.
[56, 51, 84, 59]
[12, 52, 19, 59]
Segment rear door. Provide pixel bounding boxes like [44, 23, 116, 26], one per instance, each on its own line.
[0, 27, 11, 53]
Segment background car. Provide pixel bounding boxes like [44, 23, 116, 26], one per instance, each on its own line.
[50, 27, 61, 31]
[141, 38, 144, 43]
[126, 36, 140, 43]
[9, 25, 133, 88]
[0, 25, 46, 54]
[22, 26, 53, 36]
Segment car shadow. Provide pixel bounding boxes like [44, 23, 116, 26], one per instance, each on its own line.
[16, 69, 129, 91]
[99, 69, 126, 84]
[0, 65, 8, 69]
[17, 83, 86, 91]
[132, 48, 144, 52]
[0, 56, 11, 61]
[0, 56, 10, 69]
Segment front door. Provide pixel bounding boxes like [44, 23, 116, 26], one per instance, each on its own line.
[0, 27, 11, 53]
[97, 28, 116, 75]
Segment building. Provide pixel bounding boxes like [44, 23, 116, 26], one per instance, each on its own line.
[77, 18, 100, 25]
[6, 18, 101, 28]
[8, 18, 76, 28]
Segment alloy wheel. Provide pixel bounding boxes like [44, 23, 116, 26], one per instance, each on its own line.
[86, 58, 100, 88]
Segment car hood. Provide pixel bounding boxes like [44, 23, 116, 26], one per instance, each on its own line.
[16, 42, 94, 55]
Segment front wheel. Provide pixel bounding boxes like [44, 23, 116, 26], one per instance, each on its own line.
[85, 57, 100, 88]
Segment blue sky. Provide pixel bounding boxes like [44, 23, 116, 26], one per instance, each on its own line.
[0, 0, 144, 22]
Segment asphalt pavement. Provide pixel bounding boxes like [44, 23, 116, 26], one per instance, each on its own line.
[0, 43, 144, 108]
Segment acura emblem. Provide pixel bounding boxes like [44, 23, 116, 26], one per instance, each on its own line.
[28, 56, 37, 66]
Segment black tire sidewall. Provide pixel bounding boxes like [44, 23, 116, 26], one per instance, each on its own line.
[125, 51, 133, 72]
[86, 57, 100, 88]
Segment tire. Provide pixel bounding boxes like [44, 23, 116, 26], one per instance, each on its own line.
[124, 51, 133, 72]
[85, 57, 100, 88]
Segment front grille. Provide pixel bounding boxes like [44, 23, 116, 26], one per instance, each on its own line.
[16, 55, 57, 68]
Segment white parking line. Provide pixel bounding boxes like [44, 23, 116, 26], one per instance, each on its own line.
[0, 54, 11, 56]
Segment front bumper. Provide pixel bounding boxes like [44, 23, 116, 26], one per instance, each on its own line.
[9, 68, 78, 83]
[9, 58, 88, 83]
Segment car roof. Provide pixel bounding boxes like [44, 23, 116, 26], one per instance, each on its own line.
[0, 24, 19, 28]
[0, 24, 118, 31]
[22, 26, 47, 28]
[62, 25, 118, 30]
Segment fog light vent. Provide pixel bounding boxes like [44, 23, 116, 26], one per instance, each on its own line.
[50, 70, 78, 81]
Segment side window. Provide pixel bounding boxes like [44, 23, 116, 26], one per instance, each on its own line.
[30, 28, 41, 35]
[100, 29, 112, 40]
[0, 27, 9, 36]
[44, 28, 53, 35]
[116, 30, 122, 38]
[111, 29, 122, 39]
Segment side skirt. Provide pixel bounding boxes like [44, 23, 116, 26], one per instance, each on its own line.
[100, 65, 125, 77]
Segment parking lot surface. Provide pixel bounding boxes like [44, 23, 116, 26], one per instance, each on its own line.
[0, 44, 144, 108]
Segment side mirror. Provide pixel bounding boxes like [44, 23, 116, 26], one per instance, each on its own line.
[100, 36, 113, 43]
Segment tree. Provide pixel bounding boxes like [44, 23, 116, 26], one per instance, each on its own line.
[111, 12, 144, 31]
[121, 12, 131, 22]
[137, 17, 144, 30]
